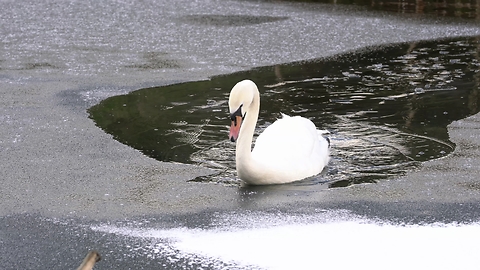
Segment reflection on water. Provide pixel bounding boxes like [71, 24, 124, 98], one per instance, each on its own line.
[287, 0, 480, 20]
[88, 36, 480, 188]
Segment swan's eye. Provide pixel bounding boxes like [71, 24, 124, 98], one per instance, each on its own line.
[230, 105, 243, 126]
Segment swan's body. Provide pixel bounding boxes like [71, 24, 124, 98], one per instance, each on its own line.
[228, 79, 330, 185]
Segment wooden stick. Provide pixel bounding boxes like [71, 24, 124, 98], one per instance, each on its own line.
[76, 251, 101, 270]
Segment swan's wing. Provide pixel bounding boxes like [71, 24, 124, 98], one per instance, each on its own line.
[252, 115, 319, 161]
[248, 114, 330, 183]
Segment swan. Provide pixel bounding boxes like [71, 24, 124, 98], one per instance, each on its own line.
[228, 79, 330, 185]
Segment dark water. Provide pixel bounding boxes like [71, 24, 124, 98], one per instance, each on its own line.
[282, 0, 480, 20]
[88, 36, 480, 188]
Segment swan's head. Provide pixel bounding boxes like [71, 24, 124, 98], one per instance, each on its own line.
[228, 80, 258, 142]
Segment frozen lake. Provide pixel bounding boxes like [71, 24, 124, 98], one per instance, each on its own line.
[93, 211, 480, 270]
[2, 0, 480, 269]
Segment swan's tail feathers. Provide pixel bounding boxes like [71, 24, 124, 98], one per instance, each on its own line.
[317, 129, 330, 135]
[317, 129, 331, 148]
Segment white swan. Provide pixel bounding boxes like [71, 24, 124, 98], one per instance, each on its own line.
[228, 79, 330, 185]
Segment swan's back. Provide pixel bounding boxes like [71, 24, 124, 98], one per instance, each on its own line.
[251, 114, 329, 183]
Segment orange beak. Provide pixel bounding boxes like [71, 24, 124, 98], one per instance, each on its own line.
[229, 115, 242, 142]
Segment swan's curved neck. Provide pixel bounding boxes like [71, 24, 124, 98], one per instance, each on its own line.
[236, 88, 260, 169]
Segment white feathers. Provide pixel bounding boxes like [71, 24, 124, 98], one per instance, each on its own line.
[228, 80, 329, 185]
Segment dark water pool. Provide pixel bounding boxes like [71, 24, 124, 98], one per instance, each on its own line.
[88, 36, 480, 188]
[282, 0, 480, 20]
